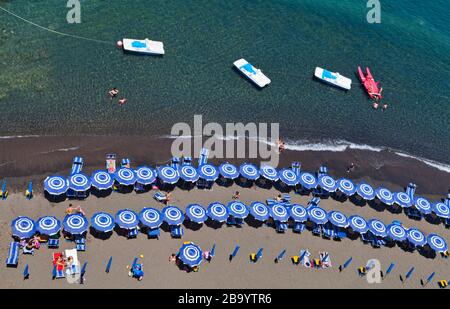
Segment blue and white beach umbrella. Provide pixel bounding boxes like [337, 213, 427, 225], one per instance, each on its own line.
[91, 212, 115, 233]
[348, 215, 368, 234]
[318, 175, 337, 192]
[356, 183, 375, 200]
[427, 234, 448, 253]
[307, 206, 328, 225]
[139, 207, 163, 229]
[68, 173, 91, 192]
[63, 214, 88, 235]
[90, 170, 114, 190]
[394, 192, 412, 208]
[249, 202, 269, 221]
[387, 224, 407, 241]
[114, 167, 137, 186]
[135, 166, 156, 185]
[227, 201, 249, 219]
[157, 166, 180, 184]
[218, 163, 239, 179]
[36, 216, 61, 236]
[239, 163, 260, 180]
[289, 204, 308, 222]
[278, 169, 299, 186]
[299, 172, 318, 190]
[375, 187, 394, 205]
[413, 196, 432, 214]
[115, 209, 139, 229]
[368, 219, 387, 237]
[178, 242, 203, 267]
[11, 216, 36, 239]
[406, 228, 427, 247]
[336, 178, 356, 196]
[260, 165, 279, 181]
[162, 206, 185, 226]
[198, 164, 219, 181]
[207, 202, 229, 222]
[44, 175, 69, 195]
[432, 202, 450, 219]
[186, 204, 208, 224]
[327, 211, 348, 228]
[179, 165, 200, 182]
[269, 204, 289, 222]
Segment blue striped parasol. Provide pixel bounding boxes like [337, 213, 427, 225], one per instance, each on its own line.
[432, 202, 450, 218]
[394, 192, 412, 208]
[91, 212, 115, 233]
[375, 187, 394, 205]
[368, 219, 387, 237]
[36, 216, 61, 236]
[63, 214, 88, 235]
[198, 164, 219, 181]
[348, 215, 368, 234]
[318, 175, 337, 192]
[427, 234, 448, 252]
[307, 206, 328, 225]
[139, 207, 163, 229]
[90, 170, 113, 190]
[178, 242, 203, 267]
[406, 228, 427, 247]
[207, 202, 228, 222]
[162, 206, 185, 225]
[269, 204, 289, 222]
[186, 204, 208, 223]
[298, 172, 318, 190]
[387, 224, 406, 241]
[239, 163, 260, 180]
[11, 216, 36, 239]
[289, 204, 307, 222]
[218, 163, 239, 179]
[327, 211, 348, 228]
[413, 196, 432, 214]
[259, 165, 279, 181]
[44, 175, 69, 195]
[278, 168, 299, 186]
[115, 209, 139, 229]
[156, 166, 180, 184]
[356, 183, 375, 200]
[227, 201, 249, 219]
[135, 166, 156, 185]
[68, 173, 91, 192]
[114, 168, 137, 186]
[249, 202, 269, 221]
[336, 178, 356, 196]
[179, 165, 200, 182]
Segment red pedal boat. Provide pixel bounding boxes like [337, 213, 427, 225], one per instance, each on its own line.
[358, 66, 383, 100]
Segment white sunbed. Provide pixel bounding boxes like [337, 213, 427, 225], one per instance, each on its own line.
[65, 248, 80, 276]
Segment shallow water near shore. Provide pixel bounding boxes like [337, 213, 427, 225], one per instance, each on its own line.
[0, 0, 449, 164]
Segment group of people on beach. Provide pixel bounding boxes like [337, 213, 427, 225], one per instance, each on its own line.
[53, 252, 75, 274]
[108, 87, 127, 106]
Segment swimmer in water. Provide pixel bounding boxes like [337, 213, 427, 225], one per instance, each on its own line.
[109, 87, 119, 99]
[118, 97, 127, 106]
[382, 103, 388, 111]
[373, 102, 379, 109]
[277, 139, 285, 153]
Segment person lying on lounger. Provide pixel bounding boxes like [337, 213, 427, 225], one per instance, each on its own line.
[66, 204, 85, 216]
[275, 194, 283, 202]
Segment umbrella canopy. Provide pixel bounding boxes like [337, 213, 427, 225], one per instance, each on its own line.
[135, 166, 156, 185]
[114, 168, 137, 186]
[11, 216, 36, 239]
[368, 219, 387, 237]
[299, 172, 318, 190]
[90, 170, 114, 190]
[63, 214, 88, 235]
[413, 196, 432, 214]
[427, 234, 448, 252]
[432, 202, 450, 219]
[218, 163, 239, 179]
[307, 206, 328, 225]
[36, 216, 61, 236]
[318, 175, 337, 192]
[327, 211, 348, 228]
[394, 192, 412, 208]
[259, 165, 279, 181]
[162, 206, 185, 226]
[348, 215, 368, 234]
[91, 212, 115, 233]
[44, 175, 69, 195]
[179, 165, 200, 183]
[157, 166, 180, 184]
[375, 187, 394, 205]
[185, 204, 208, 224]
[269, 204, 289, 222]
[356, 183, 375, 200]
[289, 204, 308, 222]
[278, 169, 299, 186]
[387, 224, 407, 241]
[139, 207, 163, 229]
[227, 201, 249, 219]
[178, 242, 203, 267]
[239, 163, 260, 180]
[336, 178, 356, 196]
[249, 202, 269, 221]
[115, 209, 139, 229]
[406, 228, 427, 247]
[68, 173, 91, 192]
[198, 164, 219, 181]
[207, 202, 228, 222]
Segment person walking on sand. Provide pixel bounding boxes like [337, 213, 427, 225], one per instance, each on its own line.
[108, 87, 119, 99]
[346, 162, 355, 174]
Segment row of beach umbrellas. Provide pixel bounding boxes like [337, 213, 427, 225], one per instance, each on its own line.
[11, 201, 448, 253]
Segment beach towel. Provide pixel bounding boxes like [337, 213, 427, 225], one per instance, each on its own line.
[320, 251, 332, 268]
[300, 249, 312, 268]
[65, 248, 80, 275]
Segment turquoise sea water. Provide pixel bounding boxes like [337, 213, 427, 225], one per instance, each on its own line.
[0, 0, 449, 164]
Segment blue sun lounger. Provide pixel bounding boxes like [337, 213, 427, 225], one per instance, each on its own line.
[75, 236, 86, 251]
[71, 157, 83, 175]
[23, 264, 29, 279]
[171, 157, 180, 170]
[226, 216, 243, 226]
[312, 223, 322, 236]
[121, 158, 131, 168]
[291, 162, 301, 176]
[6, 242, 19, 267]
[170, 225, 184, 238]
[333, 226, 347, 240]
[275, 220, 288, 233]
[48, 238, 59, 249]
[405, 183, 417, 199]
[147, 228, 160, 239]
[105, 256, 113, 273]
[153, 191, 167, 203]
[127, 228, 139, 239]
[182, 157, 192, 166]
[0, 180, 8, 200]
[25, 181, 33, 200]
[308, 197, 321, 208]
[405, 207, 422, 220]
[22, 246, 34, 255]
[293, 222, 306, 233]
[322, 223, 335, 239]
[198, 148, 209, 166]
[266, 198, 277, 206]
[52, 265, 65, 279]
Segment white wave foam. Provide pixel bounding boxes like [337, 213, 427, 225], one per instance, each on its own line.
[0, 134, 40, 139]
[39, 147, 79, 154]
[394, 152, 450, 173]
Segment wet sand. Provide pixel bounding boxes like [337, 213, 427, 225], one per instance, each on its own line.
[0, 184, 449, 289]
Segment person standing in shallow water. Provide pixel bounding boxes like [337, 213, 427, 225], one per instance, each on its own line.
[346, 162, 355, 173]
